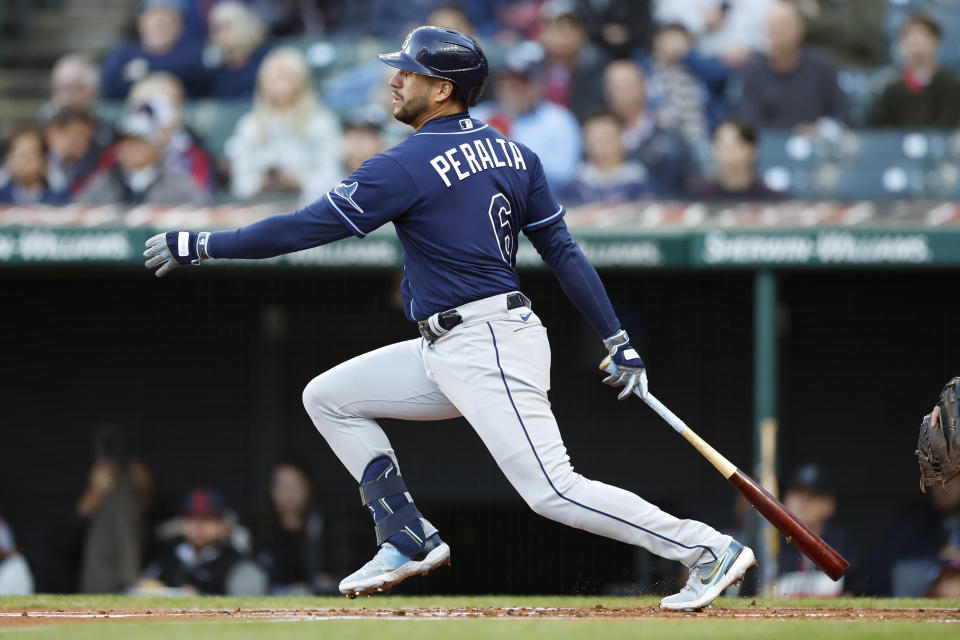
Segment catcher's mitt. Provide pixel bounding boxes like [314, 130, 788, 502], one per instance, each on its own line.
[917, 377, 960, 492]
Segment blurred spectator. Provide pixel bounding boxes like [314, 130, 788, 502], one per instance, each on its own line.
[869, 12, 960, 129]
[101, 0, 211, 99]
[737, 0, 848, 132]
[256, 462, 337, 595]
[39, 54, 101, 122]
[867, 476, 960, 596]
[0, 508, 34, 595]
[773, 464, 853, 597]
[603, 59, 694, 197]
[40, 54, 116, 159]
[929, 560, 960, 598]
[427, 3, 477, 38]
[697, 120, 780, 201]
[580, 0, 653, 59]
[180, 0, 216, 39]
[325, 0, 435, 38]
[656, 0, 774, 67]
[0, 129, 70, 205]
[473, 44, 582, 191]
[75, 426, 153, 593]
[425, 5, 504, 70]
[205, 1, 272, 99]
[342, 120, 387, 174]
[44, 107, 107, 195]
[122, 73, 215, 193]
[78, 105, 206, 205]
[537, 1, 609, 122]
[138, 488, 266, 595]
[246, 0, 324, 37]
[644, 23, 710, 158]
[226, 47, 343, 203]
[789, 0, 886, 68]
[562, 112, 651, 205]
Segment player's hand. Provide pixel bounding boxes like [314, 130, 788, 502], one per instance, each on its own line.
[601, 329, 648, 401]
[144, 231, 211, 278]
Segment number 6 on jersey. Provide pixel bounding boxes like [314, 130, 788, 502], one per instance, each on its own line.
[488, 192, 513, 264]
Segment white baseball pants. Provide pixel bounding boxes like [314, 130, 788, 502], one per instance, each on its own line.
[302, 292, 731, 567]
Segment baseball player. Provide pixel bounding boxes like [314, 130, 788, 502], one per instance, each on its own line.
[144, 26, 755, 610]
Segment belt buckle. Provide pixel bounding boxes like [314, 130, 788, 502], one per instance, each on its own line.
[507, 292, 531, 310]
[418, 320, 436, 343]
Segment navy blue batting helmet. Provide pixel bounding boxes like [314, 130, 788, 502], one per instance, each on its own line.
[379, 26, 489, 107]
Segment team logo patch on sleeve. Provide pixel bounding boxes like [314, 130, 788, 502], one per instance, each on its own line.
[332, 181, 363, 213]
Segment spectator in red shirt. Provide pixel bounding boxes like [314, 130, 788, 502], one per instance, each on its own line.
[93, 73, 214, 196]
[869, 12, 960, 128]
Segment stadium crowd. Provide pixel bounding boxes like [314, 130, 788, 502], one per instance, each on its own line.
[7, 0, 960, 208]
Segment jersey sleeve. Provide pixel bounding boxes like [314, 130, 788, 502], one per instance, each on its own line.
[318, 152, 420, 238]
[521, 151, 565, 233]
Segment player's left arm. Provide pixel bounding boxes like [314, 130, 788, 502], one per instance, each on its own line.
[524, 218, 648, 400]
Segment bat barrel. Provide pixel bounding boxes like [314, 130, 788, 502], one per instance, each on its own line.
[728, 469, 850, 581]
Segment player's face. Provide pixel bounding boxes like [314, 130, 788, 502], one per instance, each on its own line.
[389, 69, 433, 125]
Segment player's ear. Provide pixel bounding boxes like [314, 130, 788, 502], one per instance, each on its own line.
[435, 79, 454, 104]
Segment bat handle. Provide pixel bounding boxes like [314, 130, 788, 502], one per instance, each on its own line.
[598, 356, 688, 435]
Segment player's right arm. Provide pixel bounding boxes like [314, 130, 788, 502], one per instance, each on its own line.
[144, 153, 417, 277]
[521, 152, 649, 400]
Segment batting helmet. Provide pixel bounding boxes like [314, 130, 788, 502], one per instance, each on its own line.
[378, 26, 489, 107]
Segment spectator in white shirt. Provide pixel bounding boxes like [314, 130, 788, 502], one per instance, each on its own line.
[226, 47, 341, 203]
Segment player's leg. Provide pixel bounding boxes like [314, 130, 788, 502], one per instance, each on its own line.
[303, 337, 459, 481]
[425, 315, 734, 566]
[302, 338, 459, 596]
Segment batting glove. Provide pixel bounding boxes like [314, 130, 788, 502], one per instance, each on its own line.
[602, 329, 649, 401]
[144, 231, 212, 278]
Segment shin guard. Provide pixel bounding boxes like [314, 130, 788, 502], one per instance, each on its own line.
[359, 456, 426, 557]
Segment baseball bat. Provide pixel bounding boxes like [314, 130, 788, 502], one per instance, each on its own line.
[600, 357, 850, 582]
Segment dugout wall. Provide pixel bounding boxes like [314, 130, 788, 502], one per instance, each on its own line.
[2, 265, 956, 594]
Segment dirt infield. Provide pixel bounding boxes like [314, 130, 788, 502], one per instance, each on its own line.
[1, 605, 958, 627]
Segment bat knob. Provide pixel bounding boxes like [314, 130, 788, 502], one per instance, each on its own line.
[599, 355, 617, 374]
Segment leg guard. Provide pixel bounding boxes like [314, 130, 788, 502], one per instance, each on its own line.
[359, 456, 427, 557]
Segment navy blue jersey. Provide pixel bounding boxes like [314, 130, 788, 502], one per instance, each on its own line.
[206, 112, 619, 337]
[317, 113, 563, 320]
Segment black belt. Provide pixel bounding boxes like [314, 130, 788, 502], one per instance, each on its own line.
[418, 292, 531, 343]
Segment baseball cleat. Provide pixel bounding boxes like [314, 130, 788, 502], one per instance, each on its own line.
[339, 533, 450, 598]
[659, 539, 756, 611]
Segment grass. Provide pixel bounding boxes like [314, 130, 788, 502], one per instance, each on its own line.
[4, 620, 960, 640]
[0, 595, 957, 640]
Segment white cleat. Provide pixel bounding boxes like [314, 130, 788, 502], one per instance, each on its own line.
[339, 535, 451, 598]
[659, 540, 757, 611]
